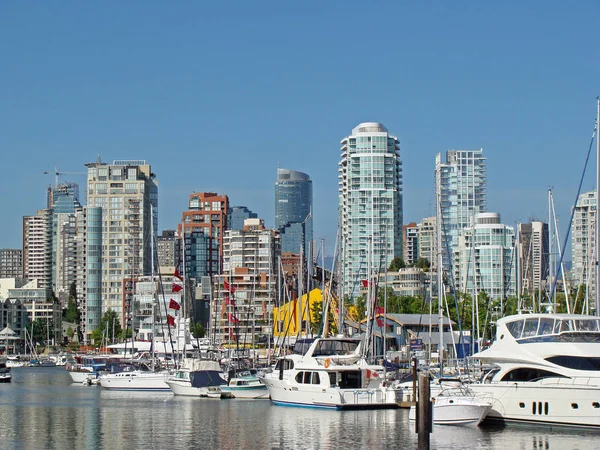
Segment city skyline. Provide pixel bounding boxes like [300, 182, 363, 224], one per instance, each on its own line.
[1, 2, 599, 255]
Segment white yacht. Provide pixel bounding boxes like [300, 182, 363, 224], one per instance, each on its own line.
[98, 362, 171, 391]
[260, 337, 399, 409]
[409, 380, 492, 426]
[469, 313, 600, 428]
[221, 371, 269, 399]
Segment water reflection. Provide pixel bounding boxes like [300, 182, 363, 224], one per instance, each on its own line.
[0, 367, 597, 449]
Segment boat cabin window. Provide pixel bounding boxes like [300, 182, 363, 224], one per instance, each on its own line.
[294, 371, 322, 385]
[574, 320, 600, 332]
[500, 367, 566, 382]
[538, 318, 554, 336]
[506, 320, 524, 339]
[522, 318, 539, 338]
[312, 339, 360, 357]
[311, 372, 320, 385]
[275, 359, 294, 371]
[329, 372, 337, 387]
[338, 371, 362, 389]
[546, 356, 600, 371]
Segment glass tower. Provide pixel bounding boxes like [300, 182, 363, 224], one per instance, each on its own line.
[338, 122, 403, 299]
[435, 149, 487, 272]
[275, 168, 313, 262]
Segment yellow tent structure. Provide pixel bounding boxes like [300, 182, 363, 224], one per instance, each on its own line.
[272, 288, 322, 338]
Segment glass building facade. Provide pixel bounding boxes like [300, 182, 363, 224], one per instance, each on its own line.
[338, 122, 403, 299]
[435, 149, 487, 272]
[85, 207, 103, 332]
[454, 213, 516, 301]
[275, 168, 313, 261]
[228, 206, 258, 231]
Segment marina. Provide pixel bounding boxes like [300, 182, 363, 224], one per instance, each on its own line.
[0, 366, 597, 449]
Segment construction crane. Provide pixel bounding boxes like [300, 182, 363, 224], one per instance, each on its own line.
[43, 167, 86, 187]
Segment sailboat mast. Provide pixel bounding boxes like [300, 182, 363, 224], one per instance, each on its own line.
[437, 193, 444, 374]
[596, 98, 600, 315]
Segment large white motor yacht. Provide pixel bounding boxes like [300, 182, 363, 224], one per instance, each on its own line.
[469, 313, 600, 428]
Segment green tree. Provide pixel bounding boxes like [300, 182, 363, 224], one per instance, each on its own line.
[310, 299, 338, 337]
[388, 257, 406, 272]
[190, 322, 206, 350]
[25, 319, 53, 346]
[415, 258, 431, 271]
[63, 299, 79, 324]
[91, 309, 122, 345]
[66, 327, 75, 341]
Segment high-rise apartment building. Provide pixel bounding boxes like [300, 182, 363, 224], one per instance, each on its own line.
[454, 213, 516, 301]
[518, 221, 549, 295]
[85, 159, 159, 329]
[179, 192, 229, 280]
[418, 216, 437, 272]
[435, 149, 487, 272]
[402, 223, 419, 266]
[22, 208, 53, 289]
[275, 168, 313, 261]
[338, 122, 403, 298]
[212, 218, 280, 344]
[157, 230, 179, 273]
[572, 190, 596, 298]
[50, 182, 83, 303]
[228, 206, 258, 231]
[0, 249, 23, 279]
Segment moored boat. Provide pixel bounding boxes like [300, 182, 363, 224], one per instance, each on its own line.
[261, 337, 400, 409]
[469, 313, 600, 428]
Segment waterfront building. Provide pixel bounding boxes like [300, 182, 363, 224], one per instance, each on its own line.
[85, 159, 159, 330]
[434, 149, 487, 272]
[418, 216, 437, 272]
[571, 190, 597, 301]
[518, 221, 549, 295]
[453, 213, 516, 303]
[8, 279, 62, 344]
[338, 122, 403, 299]
[228, 206, 258, 231]
[22, 208, 53, 290]
[275, 168, 313, 263]
[373, 268, 428, 299]
[402, 223, 419, 266]
[0, 249, 23, 279]
[179, 192, 229, 280]
[0, 298, 27, 349]
[212, 218, 279, 345]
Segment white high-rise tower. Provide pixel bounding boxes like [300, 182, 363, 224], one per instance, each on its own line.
[338, 122, 403, 299]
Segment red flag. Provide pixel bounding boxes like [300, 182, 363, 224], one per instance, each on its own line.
[375, 306, 384, 315]
[174, 267, 183, 281]
[225, 296, 236, 306]
[376, 318, 384, 327]
[361, 279, 370, 288]
[172, 283, 183, 293]
[229, 328, 236, 341]
[228, 313, 239, 323]
[166, 315, 176, 326]
[223, 279, 236, 293]
[169, 299, 181, 310]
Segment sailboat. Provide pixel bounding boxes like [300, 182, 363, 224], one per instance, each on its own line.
[467, 100, 600, 428]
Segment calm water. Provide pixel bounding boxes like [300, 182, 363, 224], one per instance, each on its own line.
[0, 367, 597, 450]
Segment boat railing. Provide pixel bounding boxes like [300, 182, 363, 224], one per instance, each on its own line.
[538, 376, 600, 387]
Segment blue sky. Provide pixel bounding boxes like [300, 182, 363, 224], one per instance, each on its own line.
[1, 2, 599, 256]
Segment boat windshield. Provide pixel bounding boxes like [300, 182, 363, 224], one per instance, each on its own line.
[311, 339, 360, 357]
[546, 356, 600, 371]
[505, 317, 600, 342]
